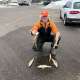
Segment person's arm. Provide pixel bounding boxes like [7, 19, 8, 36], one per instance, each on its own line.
[55, 32, 60, 45]
[31, 22, 40, 36]
[50, 21, 61, 47]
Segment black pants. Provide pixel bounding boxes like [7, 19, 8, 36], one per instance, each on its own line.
[35, 27, 60, 50]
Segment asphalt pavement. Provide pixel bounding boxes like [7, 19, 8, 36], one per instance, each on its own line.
[0, 5, 80, 80]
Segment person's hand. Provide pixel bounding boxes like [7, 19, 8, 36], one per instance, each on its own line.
[53, 43, 58, 49]
[31, 31, 39, 36]
[35, 32, 39, 36]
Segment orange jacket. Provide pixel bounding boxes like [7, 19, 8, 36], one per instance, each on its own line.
[32, 19, 58, 33]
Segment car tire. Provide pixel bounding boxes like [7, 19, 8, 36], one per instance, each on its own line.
[64, 16, 69, 26]
[60, 11, 62, 19]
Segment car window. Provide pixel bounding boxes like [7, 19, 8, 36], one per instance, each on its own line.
[73, 2, 80, 9]
[64, 1, 72, 8]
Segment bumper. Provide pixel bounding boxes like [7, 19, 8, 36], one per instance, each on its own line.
[67, 18, 80, 23]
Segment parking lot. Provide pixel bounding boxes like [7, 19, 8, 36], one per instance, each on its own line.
[0, 4, 80, 80]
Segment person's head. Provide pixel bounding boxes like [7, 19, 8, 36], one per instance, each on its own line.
[40, 10, 49, 23]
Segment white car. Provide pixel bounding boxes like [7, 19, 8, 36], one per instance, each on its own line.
[60, 0, 80, 25]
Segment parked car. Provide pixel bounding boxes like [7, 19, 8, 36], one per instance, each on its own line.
[43, 0, 51, 6]
[17, 0, 32, 6]
[60, 0, 80, 26]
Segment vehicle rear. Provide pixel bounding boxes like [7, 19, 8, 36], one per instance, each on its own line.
[67, 0, 80, 22]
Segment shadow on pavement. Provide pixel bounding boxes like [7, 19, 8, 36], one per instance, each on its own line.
[68, 23, 80, 28]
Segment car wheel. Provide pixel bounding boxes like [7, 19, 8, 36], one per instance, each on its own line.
[60, 11, 62, 19]
[64, 16, 69, 26]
